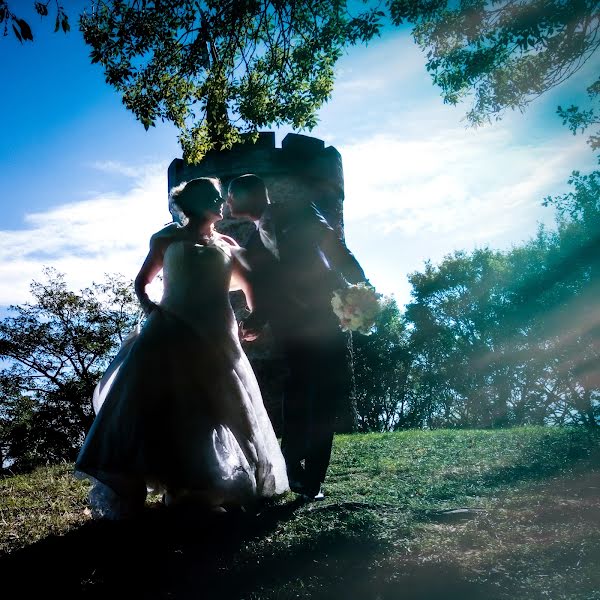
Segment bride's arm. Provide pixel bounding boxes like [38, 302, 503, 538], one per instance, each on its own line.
[216, 233, 248, 299]
[229, 248, 254, 311]
[221, 236, 264, 340]
[134, 235, 167, 316]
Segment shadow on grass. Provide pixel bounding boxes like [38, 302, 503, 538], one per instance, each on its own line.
[0, 500, 290, 598]
[418, 429, 600, 510]
[0, 497, 503, 600]
[427, 469, 600, 600]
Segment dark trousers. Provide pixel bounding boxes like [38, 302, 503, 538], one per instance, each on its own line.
[279, 331, 349, 492]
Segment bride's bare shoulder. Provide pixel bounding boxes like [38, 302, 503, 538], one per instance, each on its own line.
[151, 222, 180, 240]
[149, 223, 182, 252]
[150, 223, 182, 242]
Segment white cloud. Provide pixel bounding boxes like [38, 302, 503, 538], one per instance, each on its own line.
[341, 126, 589, 238]
[87, 160, 164, 180]
[87, 160, 143, 178]
[334, 32, 426, 92]
[0, 165, 171, 305]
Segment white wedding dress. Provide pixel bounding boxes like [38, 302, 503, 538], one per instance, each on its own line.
[75, 228, 289, 518]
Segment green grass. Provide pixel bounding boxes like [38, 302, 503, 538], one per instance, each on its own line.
[1, 426, 599, 599]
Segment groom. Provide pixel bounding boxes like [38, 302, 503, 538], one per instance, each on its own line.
[226, 174, 367, 500]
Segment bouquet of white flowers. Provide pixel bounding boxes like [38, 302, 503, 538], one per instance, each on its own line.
[331, 282, 382, 335]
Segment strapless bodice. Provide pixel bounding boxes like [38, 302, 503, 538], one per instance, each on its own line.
[159, 239, 235, 333]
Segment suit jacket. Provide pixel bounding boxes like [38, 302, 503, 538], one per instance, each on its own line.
[244, 201, 366, 340]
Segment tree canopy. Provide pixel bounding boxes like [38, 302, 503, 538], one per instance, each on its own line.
[79, 0, 383, 163]
[4, 1, 599, 161]
[394, 2, 599, 120]
[396, 0, 600, 154]
[403, 168, 599, 428]
[0, 270, 138, 471]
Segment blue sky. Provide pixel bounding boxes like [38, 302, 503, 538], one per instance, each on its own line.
[0, 10, 597, 308]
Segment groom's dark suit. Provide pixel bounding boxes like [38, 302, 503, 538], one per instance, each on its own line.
[244, 200, 366, 495]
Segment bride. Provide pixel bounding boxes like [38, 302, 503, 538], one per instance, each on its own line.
[75, 177, 289, 518]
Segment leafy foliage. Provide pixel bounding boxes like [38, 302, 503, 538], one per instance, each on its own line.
[350, 168, 599, 431]
[79, 0, 383, 162]
[352, 298, 413, 431]
[0, 270, 138, 471]
[83, 0, 599, 160]
[403, 170, 600, 429]
[0, 1, 69, 41]
[390, 0, 600, 131]
[558, 76, 600, 154]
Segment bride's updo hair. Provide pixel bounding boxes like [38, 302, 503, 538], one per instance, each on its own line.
[169, 177, 223, 225]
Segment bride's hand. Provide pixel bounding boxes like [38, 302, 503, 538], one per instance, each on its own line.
[239, 321, 261, 342]
[141, 298, 159, 317]
[241, 326, 261, 342]
[239, 312, 265, 342]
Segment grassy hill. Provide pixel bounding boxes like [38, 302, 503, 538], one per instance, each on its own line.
[1, 427, 598, 599]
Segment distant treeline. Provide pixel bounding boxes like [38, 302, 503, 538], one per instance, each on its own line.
[354, 170, 599, 431]
[1, 170, 598, 472]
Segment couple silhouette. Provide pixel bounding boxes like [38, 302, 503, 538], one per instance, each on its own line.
[76, 174, 367, 517]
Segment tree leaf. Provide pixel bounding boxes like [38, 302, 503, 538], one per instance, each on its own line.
[34, 2, 49, 17]
[16, 18, 33, 41]
[12, 23, 22, 43]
